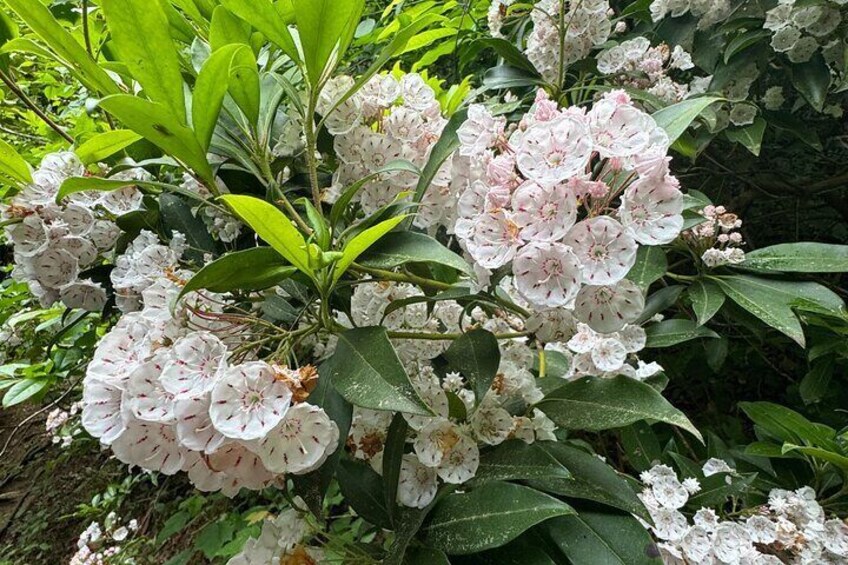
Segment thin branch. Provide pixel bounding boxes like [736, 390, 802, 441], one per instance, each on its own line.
[0, 68, 75, 144]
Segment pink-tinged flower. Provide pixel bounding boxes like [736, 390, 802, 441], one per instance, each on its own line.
[512, 180, 578, 241]
[485, 153, 520, 190]
[111, 419, 185, 475]
[619, 172, 684, 245]
[513, 242, 582, 308]
[124, 356, 176, 424]
[514, 115, 593, 183]
[573, 280, 645, 333]
[588, 95, 657, 159]
[456, 180, 510, 222]
[251, 403, 340, 475]
[457, 104, 506, 156]
[174, 395, 228, 454]
[208, 444, 275, 492]
[209, 362, 293, 440]
[81, 378, 127, 445]
[591, 337, 628, 372]
[184, 452, 226, 493]
[567, 177, 609, 199]
[463, 209, 525, 269]
[160, 332, 228, 399]
[530, 89, 561, 122]
[564, 217, 638, 285]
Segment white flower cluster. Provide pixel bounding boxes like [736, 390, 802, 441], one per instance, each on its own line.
[341, 281, 555, 508]
[487, 0, 514, 38]
[683, 205, 746, 268]
[525, 0, 612, 83]
[1, 152, 145, 311]
[322, 73, 454, 230]
[69, 513, 138, 565]
[649, 0, 732, 29]
[227, 505, 323, 565]
[45, 401, 83, 448]
[597, 38, 698, 103]
[765, 1, 845, 64]
[181, 174, 242, 243]
[639, 463, 848, 564]
[82, 247, 339, 496]
[452, 89, 683, 377]
[110, 230, 185, 312]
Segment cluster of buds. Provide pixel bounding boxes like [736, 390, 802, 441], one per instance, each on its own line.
[684, 205, 745, 268]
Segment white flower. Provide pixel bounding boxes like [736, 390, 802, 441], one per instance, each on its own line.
[712, 522, 752, 563]
[462, 209, 524, 269]
[823, 519, 848, 556]
[573, 280, 645, 334]
[160, 332, 228, 399]
[746, 515, 778, 544]
[591, 337, 628, 373]
[514, 115, 593, 183]
[588, 93, 657, 159]
[81, 378, 127, 445]
[209, 362, 293, 440]
[513, 242, 582, 308]
[619, 172, 684, 245]
[457, 104, 505, 156]
[470, 400, 513, 445]
[682, 477, 701, 494]
[565, 217, 638, 285]
[111, 419, 185, 475]
[174, 395, 228, 454]
[652, 508, 689, 541]
[512, 180, 578, 241]
[702, 457, 734, 476]
[413, 418, 479, 484]
[60, 281, 107, 312]
[652, 475, 690, 509]
[124, 356, 176, 424]
[397, 454, 438, 509]
[251, 403, 339, 475]
[680, 525, 712, 562]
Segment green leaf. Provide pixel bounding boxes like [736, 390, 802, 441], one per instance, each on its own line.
[412, 108, 467, 207]
[687, 472, 757, 508]
[159, 194, 216, 260]
[723, 29, 770, 64]
[219, 0, 299, 62]
[636, 285, 684, 324]
[2, 0, 119, 95]
[0, 137, 32, 185]
[209, 6, 252, 51]
[443, 328, 500, 403]
[742, 243, 848, 273]
[325, 327, 432, 416]
[714, 275, 845, 347]
[645, 319, 719, 348]
[3, 378, 49, 407]
[101, 0, 186, 122]
[536, 376, 703, 442]
[465, 38, 539, 75]
[540, 513, 661, 565]
[739, 401, 838, 450]
[334, 215, 407, 283]
[180, 247, 295, 298]
[620, 422, 663, 472]
[799, 359, 832, 405]
[193, 44, 260, 149]
[688, 280, 726, 326]
[725, 117, 766, 156]
[98, 95, 214, 184]
[405, 548, 451, 565]
[532, 443, 650, 521]
[329, 160, 420, 227]
[382, 413, 408, 525]
[293, 0, 364, 87]
[652, 96, 723, 144]
[337, 458, 392, 529]
[782, 444, 848, 473]
[220, 194, 311, 277]
[422, 482, 574, 555]
[789, 54, 831, 111]
[358, 232, 473, 277]
[474, 440, 571, 483]
[75, 130, 142, 165]
[626, 246, 667, 290]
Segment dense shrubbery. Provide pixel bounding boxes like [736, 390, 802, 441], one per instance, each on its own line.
[0, 0, 847, 563]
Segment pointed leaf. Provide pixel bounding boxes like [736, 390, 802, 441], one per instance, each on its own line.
[540, 513, 661, 565]
[688, 280, 726, 326]
[180, 247, 296, 298]
[75, 130, 142, 165]
[219, 194, 311, 276]
[742, 243, 848, 273]
[219, 0, 299, 62]
[325, 327, 432, 416]
[334, 215, 407, 283]
[626, 246, 667, 290]
[725, 117, 766, 156]
[652, 96, 723, 144]
[422, 482, 574, 555]
[536, 375, 702, 442]
[98, 95, 213, 184]
[475, 440, 571, 483]
[0, 137, 32, 185]
[443, 328, 500, 403]
[293, 0, 364, 87]
[337, 458, 392, 529]
[101, 0, 186, 121]
[645, 319, 719, 348]
[359, 231, 473, 277]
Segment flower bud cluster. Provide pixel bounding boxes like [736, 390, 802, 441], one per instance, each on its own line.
[684, 205, 746, 268]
